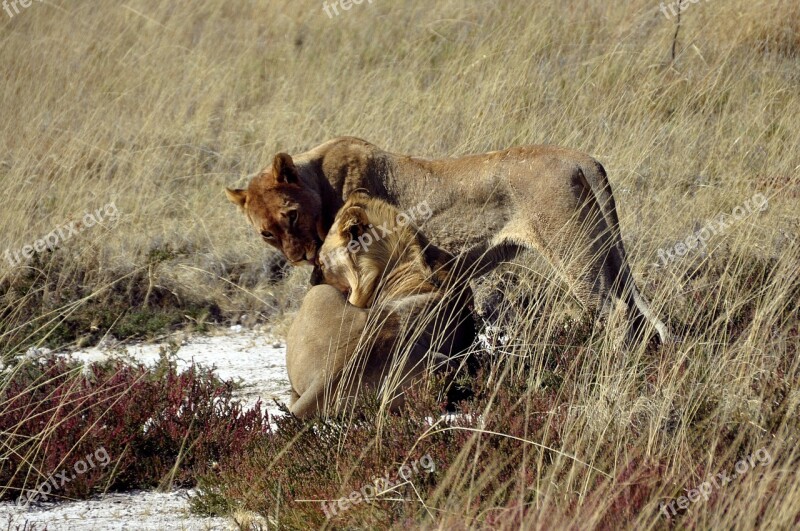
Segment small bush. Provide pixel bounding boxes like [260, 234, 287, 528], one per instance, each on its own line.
[0, 350, 269, 505]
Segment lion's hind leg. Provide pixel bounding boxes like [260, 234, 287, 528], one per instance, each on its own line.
[289, 380, 324, 419]
[478, 182, 621, 334]
[289, 375, 337, 419]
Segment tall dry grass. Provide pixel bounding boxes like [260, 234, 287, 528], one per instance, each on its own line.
[1, 0, 799, 529]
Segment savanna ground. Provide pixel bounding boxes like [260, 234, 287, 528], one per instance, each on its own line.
[1, 0, 799, 529]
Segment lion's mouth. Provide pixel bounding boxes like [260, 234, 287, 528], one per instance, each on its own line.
[287, 252, 317, 267]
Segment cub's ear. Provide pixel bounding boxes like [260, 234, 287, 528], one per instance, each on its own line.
[225, 188, 247, 208]
[272, 153, 299, 184]
[338, 206, 369, 242]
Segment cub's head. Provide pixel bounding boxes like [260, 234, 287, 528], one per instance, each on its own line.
[226, 153, 325, 265]
[319, 192, 439, 308]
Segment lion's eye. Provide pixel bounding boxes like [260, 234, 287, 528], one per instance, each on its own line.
[260, 230, 275, 241]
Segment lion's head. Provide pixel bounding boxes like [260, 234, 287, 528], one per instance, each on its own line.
[226, 153, 326, 265]
[318, 192, 443, 308]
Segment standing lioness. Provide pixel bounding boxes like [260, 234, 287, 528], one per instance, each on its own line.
[227, 137, 668, 342]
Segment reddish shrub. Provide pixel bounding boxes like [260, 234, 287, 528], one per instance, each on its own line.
[0, 352, 268, 505]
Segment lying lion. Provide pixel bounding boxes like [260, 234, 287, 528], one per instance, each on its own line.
[286, 193, 475, 418]
[227, 137, 669, 343]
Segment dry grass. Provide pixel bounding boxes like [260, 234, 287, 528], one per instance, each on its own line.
[1, 0, 799, 529]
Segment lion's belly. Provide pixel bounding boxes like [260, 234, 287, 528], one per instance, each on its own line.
[389, 167, 513, 254]
[422, 200, 509, 254]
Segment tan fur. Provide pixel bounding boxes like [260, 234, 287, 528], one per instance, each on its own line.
[286, 195, 474, 418]
[229, 137, 669, 342]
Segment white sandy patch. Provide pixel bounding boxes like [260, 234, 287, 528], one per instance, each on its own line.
[1, 489, 233, 530]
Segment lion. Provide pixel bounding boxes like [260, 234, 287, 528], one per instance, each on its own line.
[286, 193, 475, 418]
[227, 137, 669, 343]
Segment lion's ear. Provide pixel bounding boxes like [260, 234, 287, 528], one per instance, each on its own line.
[272, 153, 299, 184]
[225, 188, 248, 208]
[339, 206, 369, 242]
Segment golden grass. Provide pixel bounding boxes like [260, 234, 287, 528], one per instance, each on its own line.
[1, 0, 799, 528]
